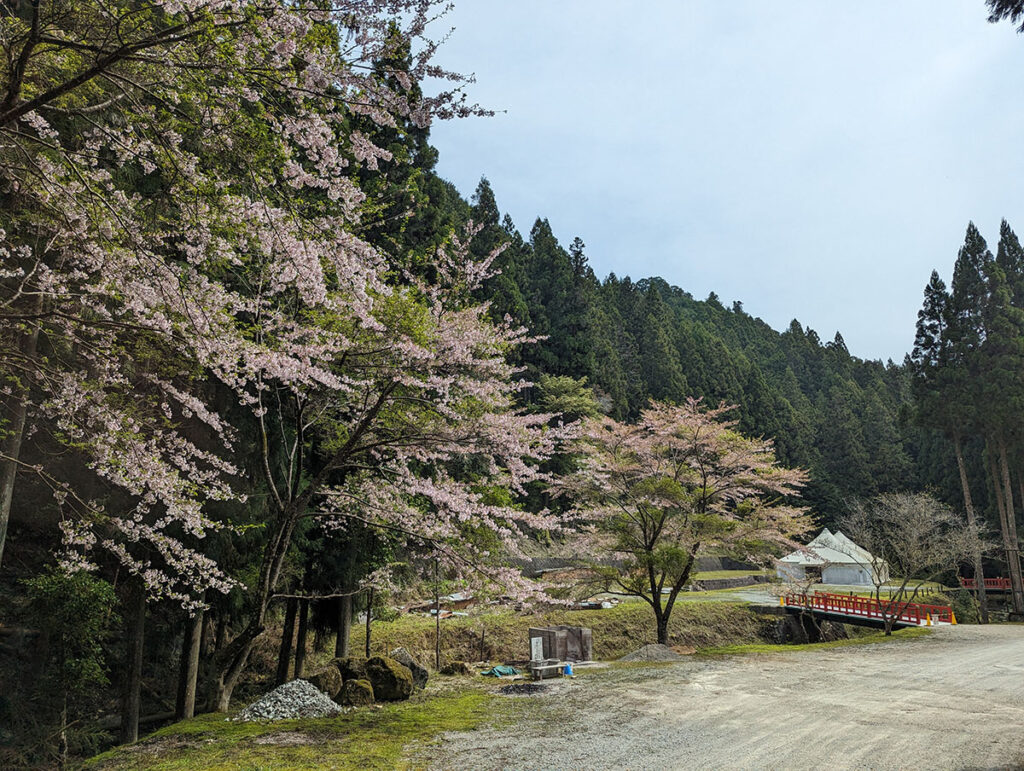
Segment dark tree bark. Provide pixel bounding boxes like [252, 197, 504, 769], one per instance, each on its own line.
[275, 598, 297, 685]
[58, 694, 67, 770]
[655, 610, 669, 646]
[213, 614, 227, 653]
[335, 594, 352, 658]
[997, 438, 1024, 616]
[954, 434, 988, 622]
[199, 612, 211, 660]
[119, 582, 146, 744]
[294, 599, 309, 678]
[0, 307, 39, 570]
[175, 609, 203, 720]
[365, 588, 374, 658]
[434, 558, 441, 670]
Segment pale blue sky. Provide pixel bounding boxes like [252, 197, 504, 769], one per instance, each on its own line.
[425, 2, 1024, 362]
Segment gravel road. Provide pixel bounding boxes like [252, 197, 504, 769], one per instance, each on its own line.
[429, 625, 1024, 770]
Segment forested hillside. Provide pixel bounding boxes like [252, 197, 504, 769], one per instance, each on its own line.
[336, 148, 926, 522]
[407, 176, 915, 523]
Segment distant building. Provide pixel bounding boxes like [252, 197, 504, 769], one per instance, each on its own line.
[776, 528, 889, 586]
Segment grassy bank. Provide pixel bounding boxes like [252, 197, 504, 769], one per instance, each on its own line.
[369, 599, 770, 666]
[699, 626, 933, 655]
[84, 686, 495, 771]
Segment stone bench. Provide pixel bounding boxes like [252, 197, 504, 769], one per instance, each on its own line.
[529, 658, 564, 680]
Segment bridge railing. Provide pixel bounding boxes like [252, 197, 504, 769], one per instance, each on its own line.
[783, 591, 953, 625]
[959, 577, 1011, 591]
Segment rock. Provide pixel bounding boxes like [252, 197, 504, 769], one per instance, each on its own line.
[439, 661, 472, 676]
[365, 655, 414, 701]
[390, 647, 428, 690]
[338, 678, 374, 707]
[233, 679, 342, 721]
[304, 667, 343, 699]
[330, 656, 368, 682]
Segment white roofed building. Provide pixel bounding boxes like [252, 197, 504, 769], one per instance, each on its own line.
[776, 528, 888, 586]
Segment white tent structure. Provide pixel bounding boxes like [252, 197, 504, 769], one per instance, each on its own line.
[776, 528, 889, 586]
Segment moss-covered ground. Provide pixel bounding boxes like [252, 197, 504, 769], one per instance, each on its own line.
[83, 685, 496, 771]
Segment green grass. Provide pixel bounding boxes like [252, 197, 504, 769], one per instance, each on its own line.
[370, 600, 769, 665]
[691, 569, 771, 581]
[83, 688, 495, 771]
[697, 626, 932, 656]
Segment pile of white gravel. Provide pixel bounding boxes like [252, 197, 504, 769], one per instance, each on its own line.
[618, 644, 684, 662]
[232, 678, 342, 721]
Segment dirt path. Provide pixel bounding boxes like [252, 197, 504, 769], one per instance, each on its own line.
[428, 626, 1024, 770]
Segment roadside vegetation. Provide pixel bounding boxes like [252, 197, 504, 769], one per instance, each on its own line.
[86, 687, 496, 771]
[698, 626, 933, 656]
[370, 600, 770, 666]
[85, 620, 938, 771]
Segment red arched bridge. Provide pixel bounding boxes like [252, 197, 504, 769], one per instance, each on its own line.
[782, 592, 955, 629]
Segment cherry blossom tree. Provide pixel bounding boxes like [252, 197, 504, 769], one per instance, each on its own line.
[561, 399, 811, 645]
[0, 0, 571, 709]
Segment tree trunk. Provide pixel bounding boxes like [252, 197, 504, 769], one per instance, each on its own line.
[275, 598, 297, 686]
[58, 693, 67, 770]
[199, 612, 212, 660]
[654, 545, 699, 647]
[998, 438, 1024, 617]
[294, 599, 309, 679]
[434, 558, 441, 670]
[335, 594, 352, 658]
[365, 588, 374, 658]
[212, 509, 302, 709]
[213, 614, 227, 653]
[210, 386, 397, 710]
[120, 582, 146, 744]
[990, 445, 1022, 617]
[954, 434, 988, 623]
[175, 609, 203, 720]
[655, 610, 669, 646]
[0, 312, 40, 570]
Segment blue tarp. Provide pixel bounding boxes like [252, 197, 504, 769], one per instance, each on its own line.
[480, 665, 520, 677]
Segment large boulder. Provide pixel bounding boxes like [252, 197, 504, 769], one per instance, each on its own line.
[304, 667, 343, 699]
[365, 655, 414, 701]
[337, 678, 374, 707]
[330, 656, 368, 682]
[439, 661, 472, 676]
[389, 647, 428, 690]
